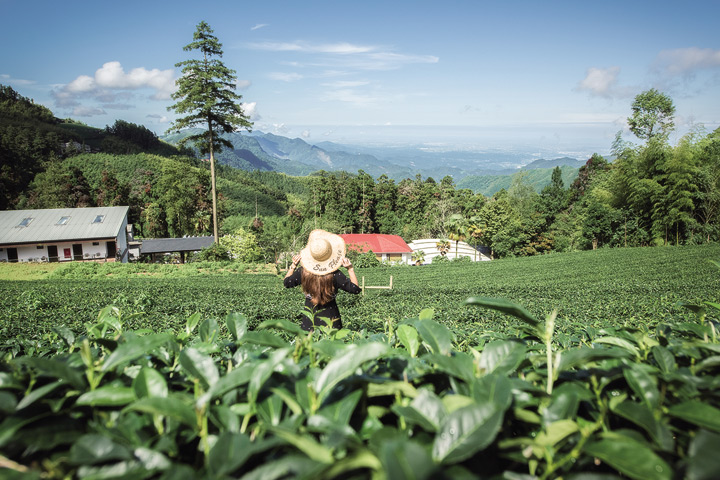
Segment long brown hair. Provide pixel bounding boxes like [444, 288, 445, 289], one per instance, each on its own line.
[301, 268, 334, 305]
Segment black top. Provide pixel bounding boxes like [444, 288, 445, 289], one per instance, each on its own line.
[284, 266, 361, 330]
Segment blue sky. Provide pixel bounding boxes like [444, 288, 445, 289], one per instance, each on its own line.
[2, 0, 719, 154]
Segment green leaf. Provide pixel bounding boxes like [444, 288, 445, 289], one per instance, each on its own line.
[186, 312, 201, 335]
[225, 312, 248, 341]
[241, 331, 290, 348]
[208, 432, 252, 477]
[465, 297, 539, 327]
[258, 318, 305, 336]
[133, 447, 172, 472]
[378, 437, 436, 480]
[315, 342, 389, 403]
[52, 325, 76, 349]
[432, 402, 504, 463]
[557, 346, 632, 372]
[411, 318, 453, 356]
[197, 366, 253, 408]
[69, 434, 132, 465]
[651, 345, 676, 374]
[535, 419, 579, 447]
[425, 352, 474, 383]
[543, 384, 582, 426]
[317, 389, 363, 427]
[583, 432, 671, 480]
[125, 395, 197, 428]
[396, 324, 419, 357]
[199, 318, 220, 343]
[76, 385, 136, 407]
[179, 347, 219, 390]
[15, 356, 85, 389]
[15, 379, 65, 410]
[249, 348, 290, 404]
[472, 374, 512, 411]
[623, 364, 660, 410]
[101, 333, 173, 372]
[271, 427, 334, 464]
[686, 429, 720, 480]
[612, 401, 674, 451]
[667, 401, 720, 432]
[478, 340, 526, 375]
[594, 336, 639, 357]
[133, 367, 168, 398]
[402, 389, 447, 432]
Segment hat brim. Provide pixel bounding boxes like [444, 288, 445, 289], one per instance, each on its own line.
[300, 230, 346, 275]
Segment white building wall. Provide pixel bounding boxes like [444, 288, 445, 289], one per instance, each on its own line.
[0, 239, 123, 263]
[408, 239, 491, 264]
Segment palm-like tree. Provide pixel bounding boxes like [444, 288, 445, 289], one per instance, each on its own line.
[436, 240, 450, 257]
[467, 216, 484, 261]
[445, 213, 468, 259]
[411, 249, 426, 265]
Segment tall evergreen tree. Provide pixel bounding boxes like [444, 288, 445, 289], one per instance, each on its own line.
[167, 21, 253, 242]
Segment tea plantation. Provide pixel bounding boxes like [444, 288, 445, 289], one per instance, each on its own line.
[1, 245, 719, 479]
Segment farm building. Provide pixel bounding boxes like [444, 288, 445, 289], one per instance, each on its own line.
[340, 234, 413, 264]
[139, 236, 214, 263]
[408, 238, 492, 264]
[0, 206, 130, 263]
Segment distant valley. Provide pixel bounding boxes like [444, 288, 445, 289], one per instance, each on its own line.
[162, 130, 589, 195]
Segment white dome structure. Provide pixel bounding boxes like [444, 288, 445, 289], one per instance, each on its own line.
[407, 238, 491, 264]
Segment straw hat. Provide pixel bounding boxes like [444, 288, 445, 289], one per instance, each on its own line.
[300, 229, 346, 275]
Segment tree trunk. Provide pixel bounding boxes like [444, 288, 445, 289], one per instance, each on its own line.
[209, 122, 219, 244]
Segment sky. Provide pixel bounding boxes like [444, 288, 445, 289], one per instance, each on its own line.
[2, 0, 719, 156]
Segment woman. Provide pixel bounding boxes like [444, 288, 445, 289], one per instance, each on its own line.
[284, 229, 361, 331]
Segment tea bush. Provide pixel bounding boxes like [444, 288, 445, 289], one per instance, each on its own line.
[0, 291, 718, 478]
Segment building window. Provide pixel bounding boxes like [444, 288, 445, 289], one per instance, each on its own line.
[57, 216, 70, 225]
[92, 215, 105, 224]
[92, 242, 100, 246]
[37, 245, 44, 249]
[18, 217, 33, 227]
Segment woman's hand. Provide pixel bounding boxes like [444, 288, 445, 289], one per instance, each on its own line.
[292, 254, 301, 266]
[341, 257, 353, 269]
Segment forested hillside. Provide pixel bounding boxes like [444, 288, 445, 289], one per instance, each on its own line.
[2, 84, 719, 261]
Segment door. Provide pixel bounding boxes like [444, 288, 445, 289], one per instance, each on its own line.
[72, 244, 83, 261]
[106, 241, 116, 260]
[7, 248, 18, 263]
[47, 246, 59, 262]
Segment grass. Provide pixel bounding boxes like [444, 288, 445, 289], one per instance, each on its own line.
[0, 261, 64, 280]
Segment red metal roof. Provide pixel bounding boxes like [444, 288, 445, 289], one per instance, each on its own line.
[340, 234, 412, 254]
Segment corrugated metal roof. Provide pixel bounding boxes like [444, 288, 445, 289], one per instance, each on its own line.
[0, 207, 129, 245]
[140, 236, 214, 254]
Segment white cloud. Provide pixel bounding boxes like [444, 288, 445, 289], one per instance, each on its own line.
[577, 66, 621, 97]
[301, 130, 311, 139]
[241, 101, 261, 121]
[52, 61, 176, 111]
[268, 72, 303, 82]
[251, 23, 269, 31]
[653, 47, 720, 76]
[248, 41, 374, 54]
[72, 106, 106, 117]
[237, 79, 251, 90]
[248, 41, 438, 71]
[322, 88, 379, 107]
[1, 74, 35, 86]
[322, 80, 370, 88]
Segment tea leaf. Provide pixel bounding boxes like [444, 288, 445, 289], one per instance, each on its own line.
[396, 324, 419, 357]
[101, 333, 174, 372]
[411, 317, 453, 356]
[584, 432, 672, 480]
[132, 367, 168, 399]
[76, 385, 136, 407]
[667, 401, 720, 432]
[432, 402, 504, 463]
[180, 347, 219, 390]
[315, 342, 389, 403]
[686, 429, 720, 480]
[478, 340, 526, 375]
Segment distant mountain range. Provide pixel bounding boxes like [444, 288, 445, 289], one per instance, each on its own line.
[161, 130, 589, 195]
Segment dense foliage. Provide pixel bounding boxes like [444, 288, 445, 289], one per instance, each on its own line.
[1, 252, 718, 478]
